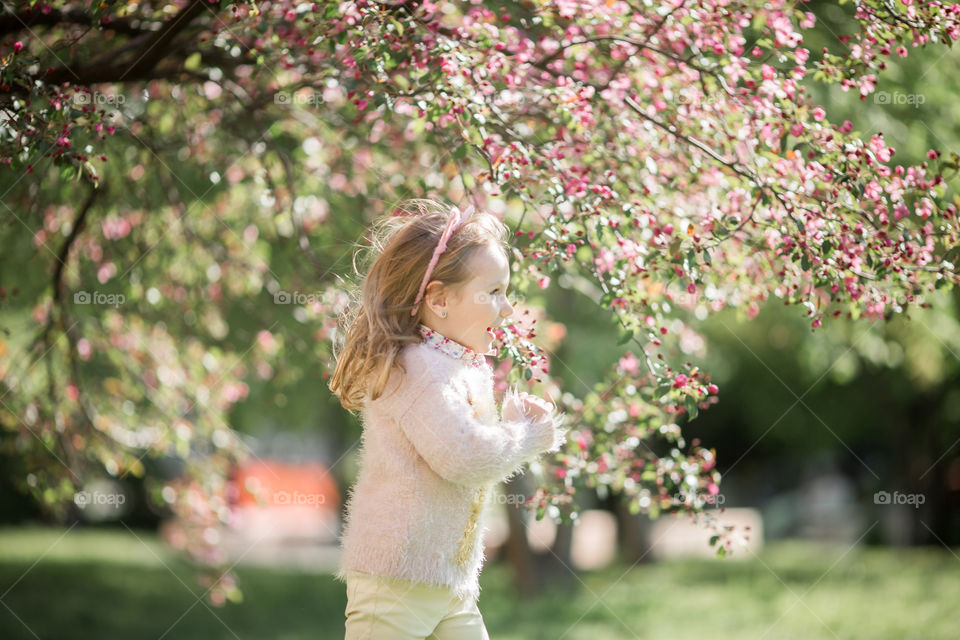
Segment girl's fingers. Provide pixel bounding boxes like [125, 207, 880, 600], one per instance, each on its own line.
[524, 397, 553, 414]
[515, 391, 555, 416]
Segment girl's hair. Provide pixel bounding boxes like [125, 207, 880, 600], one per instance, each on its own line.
[328, 198, 511, 413]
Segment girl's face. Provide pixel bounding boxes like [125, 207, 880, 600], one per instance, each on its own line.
[423, 243, 514, 354]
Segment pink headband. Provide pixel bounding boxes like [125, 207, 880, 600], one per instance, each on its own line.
[410, 204, 476, 317]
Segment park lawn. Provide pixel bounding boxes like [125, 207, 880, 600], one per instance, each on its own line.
[0, 525, 956, 639]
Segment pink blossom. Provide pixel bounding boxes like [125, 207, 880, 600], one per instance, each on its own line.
[257, 330, 277, 351]
[77, 338, 93, 361]
[619, 352, 639, 376]
[576, 434, 588, 451]
[595, 247, 616, 274]
[596, 456, 609, 473]
[864, 301, 886, 321]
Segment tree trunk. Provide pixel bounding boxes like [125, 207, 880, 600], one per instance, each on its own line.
[616, 496, 654, 564]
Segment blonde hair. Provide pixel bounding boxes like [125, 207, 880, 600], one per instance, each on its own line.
[329, 198, 511, 413]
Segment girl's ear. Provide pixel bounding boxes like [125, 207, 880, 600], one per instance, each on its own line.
[426, 279, 465, 308]
[424, 280, 450, 315]
[424, 279, 442, 302]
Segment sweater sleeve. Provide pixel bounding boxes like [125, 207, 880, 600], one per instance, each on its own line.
[394, 370, 568, 487]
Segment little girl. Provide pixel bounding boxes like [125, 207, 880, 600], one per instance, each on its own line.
[328, 198, 568, 639]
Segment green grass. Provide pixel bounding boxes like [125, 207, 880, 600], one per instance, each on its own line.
[0, 525, 957, 639]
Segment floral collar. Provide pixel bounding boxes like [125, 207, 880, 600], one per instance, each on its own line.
[417, 324, 494, 368]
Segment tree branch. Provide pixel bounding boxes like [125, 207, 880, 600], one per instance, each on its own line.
[117, 0, 209, 82]
[0, 7, 148, 38]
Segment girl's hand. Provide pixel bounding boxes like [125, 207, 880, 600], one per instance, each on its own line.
[516, 391, 554, 421]
[501, 387, 567, 454]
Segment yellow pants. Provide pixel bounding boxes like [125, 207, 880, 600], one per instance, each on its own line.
[343, 570, 491, 640]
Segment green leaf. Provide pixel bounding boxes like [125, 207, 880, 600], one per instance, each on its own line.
[617, 329, 634, 345]
[524, 367, 532, 380]
[184, 52, 202, 71]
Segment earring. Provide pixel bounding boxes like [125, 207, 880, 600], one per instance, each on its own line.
[440, 311, 447, 318]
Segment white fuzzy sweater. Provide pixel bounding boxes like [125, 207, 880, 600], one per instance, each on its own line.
[334, 327, 568, 601]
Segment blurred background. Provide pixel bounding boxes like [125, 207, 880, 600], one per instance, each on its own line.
[1, 1, 959, 638]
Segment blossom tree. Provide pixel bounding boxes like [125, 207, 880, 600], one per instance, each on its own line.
[1, 0, 958, 604]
